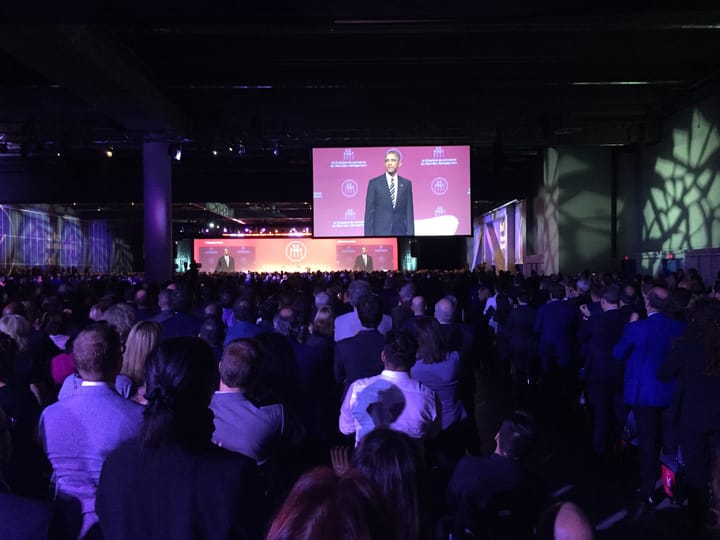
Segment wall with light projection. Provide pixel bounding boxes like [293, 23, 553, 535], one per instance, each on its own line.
[617, 96, 720, 277]
[0, 205, 136, 273]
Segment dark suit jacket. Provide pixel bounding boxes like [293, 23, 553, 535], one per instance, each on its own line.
[364, 174, 414, 236]
[353, 254, 374, 271]
[613, 312, 686, 406]
[578, 308, 628, 383]
[215, 255, 235, 272]
[534, 299, 577, 366]
[334, 329, 385, 389]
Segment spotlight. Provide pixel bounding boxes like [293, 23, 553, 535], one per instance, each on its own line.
[272, 145, 279, 157]
[104, 146, 114, 158]
[169, 143, 182, 161]
[211, 148, 218, 157]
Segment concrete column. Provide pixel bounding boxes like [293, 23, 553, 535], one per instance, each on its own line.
[143, 137, 173, 283]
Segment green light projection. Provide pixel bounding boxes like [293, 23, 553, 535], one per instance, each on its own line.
[647, 108, 720, 250]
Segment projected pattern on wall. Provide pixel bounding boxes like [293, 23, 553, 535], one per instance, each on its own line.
[647, 109, 720, 250]
[0, 205, 127, 273]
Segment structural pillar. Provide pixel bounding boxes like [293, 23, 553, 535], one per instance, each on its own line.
[143, 137, 173, 283]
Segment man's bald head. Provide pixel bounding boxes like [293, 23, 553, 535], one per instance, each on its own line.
[554, 502, 593, 540]
[411, 296, 426, 316]
[645, 286, 670, 313]
[434, 298, 455, 324]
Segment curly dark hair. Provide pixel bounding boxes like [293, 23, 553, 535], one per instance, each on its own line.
[683, 298, 720, 376]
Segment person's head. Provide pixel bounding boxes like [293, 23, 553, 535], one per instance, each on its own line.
[274, 307, 302, 338]
[157, 289, 172, 311]
[348, 280, 372, 308]
[232, 298, 256, 323]
[100, 303, 136, 343]
[2, 301, 26, 318]
[495, 410, 536, 460]
[352, 428, 426, 540]
[223, 248, 230, 257]
[122, 320, 161, 387]
[72, 323, 123, 382]
[645, 286, 670, 314]
[141, 337, 219, 449]
[0, 332, 19, 384]
[198, 316, 225, 348]
[219, 339, 260, 391]
[384, 149, 402, 176]
[410, 296, 426, 316]
[411, 316, 445, 364]
[357, 294, 383, 329]
[314, 291, 331, 310]
[550, 284, 566, 301]
[399, 283, 415, 304]
[434, 298, 454, 324]
[312, 305, 335, 339]
[382, 330, 418, 372]
[0, 314, 31, 351]
[537, 502, 593, 540]
[266, 467, 393, 540]
[683, 298, 720, 376]
[361, 246, 368, 255]
[600, 285, 620, 311]
[170, 288, 193, 314]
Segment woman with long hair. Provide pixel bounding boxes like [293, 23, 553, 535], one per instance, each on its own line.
[96, 337, 262, 540]
[658, 297, 720, 536]
[351, 428, 429, 540]
[120, 320, 161, 404]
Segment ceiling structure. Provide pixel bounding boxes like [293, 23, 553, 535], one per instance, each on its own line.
[0, 4, 719, 234]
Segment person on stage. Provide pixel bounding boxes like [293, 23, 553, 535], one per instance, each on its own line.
[215, 248, 235, 273]
[364, 148, 415, 237]
[353, 246, 374, 272]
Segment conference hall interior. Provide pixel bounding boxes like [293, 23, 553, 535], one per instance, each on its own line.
[1, 4, 720, 540]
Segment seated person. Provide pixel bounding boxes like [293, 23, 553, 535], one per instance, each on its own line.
[447, 411, 540, 538]
[210, 339, 285, 464]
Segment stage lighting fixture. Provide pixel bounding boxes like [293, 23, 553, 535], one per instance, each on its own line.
[236, 143, 246, 156]
[169, 144, 182, 161]
[211, 148, 218, 157]
[104, 146, 114, 158]
[272, 145, 280, 157]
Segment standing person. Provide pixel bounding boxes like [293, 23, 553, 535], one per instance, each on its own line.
[39, 324, 143, 539]
[613, 286, 686, 506]
[96, 337, 262, 540]
[215, 248, 235, 273]
[353, 246, 374, 272]
[364, 148, 415, 237]
[658, 298, 720, 535]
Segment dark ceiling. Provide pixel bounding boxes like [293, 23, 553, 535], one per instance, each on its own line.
[1, 4, 719, 231]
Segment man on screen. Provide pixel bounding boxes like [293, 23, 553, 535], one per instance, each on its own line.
[353, 246, 374, 272]
[364, 148, 414, 237]
[215, 248, 235, 273]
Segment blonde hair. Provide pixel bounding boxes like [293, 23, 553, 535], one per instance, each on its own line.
[122, 321, 161, 387]
[0, 314, 31, 351]
[312, 305, 335, 339]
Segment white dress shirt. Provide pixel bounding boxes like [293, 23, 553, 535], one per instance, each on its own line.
[339, 369, 441, 445]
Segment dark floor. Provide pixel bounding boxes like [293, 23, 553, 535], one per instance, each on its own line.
[472, 366, 690, 540]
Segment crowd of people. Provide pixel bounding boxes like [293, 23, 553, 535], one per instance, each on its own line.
[0, 264, 718, 539]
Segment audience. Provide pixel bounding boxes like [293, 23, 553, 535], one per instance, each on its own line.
[265, 466, 393, 540]
[0, 265, 718, 539]
[96, 337, 262, 540]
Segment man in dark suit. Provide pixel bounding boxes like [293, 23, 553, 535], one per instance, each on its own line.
[215, 248, 235, 272]
[334, 293, 386, 391]
[578, 285, 629, 456]
[613, 286, 686, 505]
[364, 148, 414, 236]
[353, 246, 374, 272]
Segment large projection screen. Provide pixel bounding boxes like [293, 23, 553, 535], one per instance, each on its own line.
[312, 145, 471, 238]
[193, 237, 398, 273]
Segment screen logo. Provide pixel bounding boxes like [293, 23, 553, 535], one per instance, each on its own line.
[285, 241, 307, 262]
[431, 177, 449, 195]
[341, 179, 359, 197]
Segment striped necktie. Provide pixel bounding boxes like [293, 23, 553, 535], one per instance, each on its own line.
[389, 177, 396, 208]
